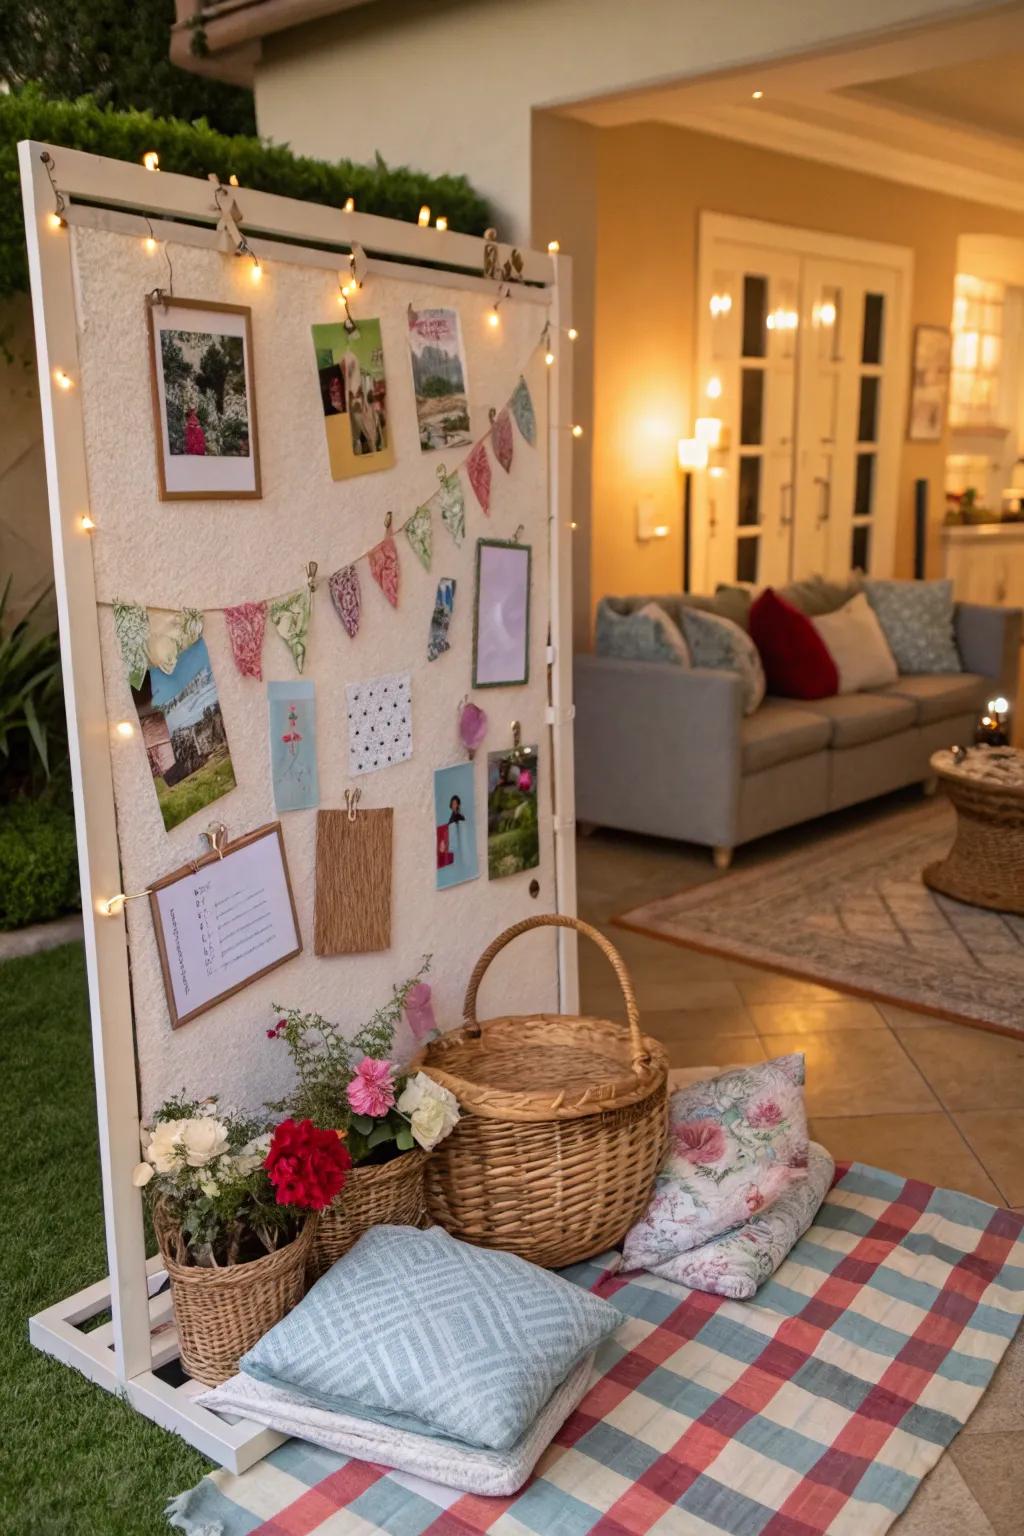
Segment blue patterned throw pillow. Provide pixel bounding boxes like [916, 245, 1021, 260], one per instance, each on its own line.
[863, 579, 962, 675]
[679, 606, 766, 715]
[240, 1225, 622, 1451]
[595, 599, 690, 665]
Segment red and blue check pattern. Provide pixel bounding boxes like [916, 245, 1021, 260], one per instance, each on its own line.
[168, 1163, 1024, 1536]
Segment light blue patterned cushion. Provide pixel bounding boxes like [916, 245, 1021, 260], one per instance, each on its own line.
[240, 1224, 622, 1451]
[679, 606, 766, 715]
[863, 579, 962, 675]
[595, 599, 689, 665]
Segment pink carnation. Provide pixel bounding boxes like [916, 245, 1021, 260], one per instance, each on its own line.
[673, 1119, 727, 1165]
[746, 1096, 784, 1128]
[346, 1057, 396, 1118]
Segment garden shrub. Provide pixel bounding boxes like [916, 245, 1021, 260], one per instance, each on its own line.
[0, 798, 81, 930]
[0, 87, 493, 302]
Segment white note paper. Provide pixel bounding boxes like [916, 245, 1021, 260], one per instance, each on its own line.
[153, 832, 300, 1024]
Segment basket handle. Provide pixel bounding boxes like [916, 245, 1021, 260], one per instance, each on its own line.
[462, 914, 650, 1075]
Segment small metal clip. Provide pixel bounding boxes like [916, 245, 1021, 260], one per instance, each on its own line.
[384, 510, 393, 534]
[204, 822, 228, 859]
[306, 560, 318, 590]
[511, 524, 525, 545]
[345, 787, 362, 822]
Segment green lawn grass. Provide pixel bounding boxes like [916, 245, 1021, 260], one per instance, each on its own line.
[155, 753, 236, 832]
[0, 943, 212, 1535]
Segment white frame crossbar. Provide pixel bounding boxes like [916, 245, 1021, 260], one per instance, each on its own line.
[19, 140, 575, 1471]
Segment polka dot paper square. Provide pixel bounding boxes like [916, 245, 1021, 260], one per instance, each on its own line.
[346, 673, 412, 776]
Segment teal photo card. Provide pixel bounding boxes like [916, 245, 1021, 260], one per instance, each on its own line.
[434, 761, 478, 890]
[268, 680, 319, 812]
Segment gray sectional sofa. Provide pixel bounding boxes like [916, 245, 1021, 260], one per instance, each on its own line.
[575, 594, 1021, 866]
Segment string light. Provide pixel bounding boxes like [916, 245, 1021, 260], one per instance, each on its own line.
[547, 240, 560, 254]
[144, 236, 157, 254]
[54, 369, 73, 391]
[343, 197, 355, 213]
[250, 259, 263, 284]
[706, 375, 723, 400]
[569, 520, 578, 529]
[417, 205, 431, 227]
[229, 174, 239, 187]
[101, 894, 127, 917]
[752, 89, 764, 100]
[142, 151, 160, 172]
[80, 514, 96, 532]
[545, 350, 555, 366]
[47, 211, 65, 231]
[571, 424, 584, 438]
[435, 215, 448, 231]
[567, 327, 578, 341]
[115, 721, 135, 739]
[487, 307, 500, 329]
[709, 292, 732, 316]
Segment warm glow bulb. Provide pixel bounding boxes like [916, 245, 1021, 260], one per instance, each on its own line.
[144, 236, 157, 254]
[54, 369, 73, 390]
[571, 424, 584, 438]
[343, 197, 355, 212]
[47, 211, 64, 231]
[487, 308, 500, 329]
[435, 215, 448, 231]
[80, 514, 96, 531]
[545, 350, 555, 366]
[992, 696, 1010, 714]
[250, 260, 262, 283]
[678, 437, 708, 470]
[229, 174, 239, 187]
[752, 89, 764, 100]
[567, 327, 578, 341]
[706, 375, 723, 400]
[547, 239, 560, 254]
[818, 300, 836, 326]
[418, 204, 431, 227]
[115, 721, 135, 739]
[695, 416, 722, 447]
[570, 520, 578, 530]
[142, 151, 159, 172]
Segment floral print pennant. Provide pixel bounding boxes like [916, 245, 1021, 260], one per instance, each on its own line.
[328, 565, 361, 639]
[491, 407, 514, 474]
[404, 504, 433, 571]
[269, 587, 312, 674]
[224, 601, 267, 680]
[113, 600, 149, 691]
[509, 376, 536, 446]
[368, 535, 400, 608]
[466, 440, 491, 514]
[437, 465, 466, 547]
[147, 606, 204, 676]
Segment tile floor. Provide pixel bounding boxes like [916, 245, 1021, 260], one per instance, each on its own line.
[575, 824, 1024, 1536]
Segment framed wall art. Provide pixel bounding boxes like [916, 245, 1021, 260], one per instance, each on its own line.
[472, 538, 531, 688]
[147, 296, 261, 499]
[908, 324, 951, 442]
[148, 822, 301, 1027]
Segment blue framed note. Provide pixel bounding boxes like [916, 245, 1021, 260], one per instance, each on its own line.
[268, 680, 320, 812]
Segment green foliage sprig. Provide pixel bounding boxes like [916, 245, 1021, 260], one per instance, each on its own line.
[0, 87, 492, 303]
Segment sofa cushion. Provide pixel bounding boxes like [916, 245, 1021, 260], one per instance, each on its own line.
[811, 593, 898, 694]
[796, 692, 917, 749]
[863, 578, 962, 674]
[594, 599, 690, 665]
[749, 587, 839, 699]
[741, 698, 831, 773]
[875, 673, 989, 725]
[597, 591, 751, 630]
[680, 607, 766, 716]
[779, 573, 862, 617]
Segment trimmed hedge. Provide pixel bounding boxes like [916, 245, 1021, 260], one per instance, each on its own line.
[0, 87, 492, 302]
[0, 798, 81, 930]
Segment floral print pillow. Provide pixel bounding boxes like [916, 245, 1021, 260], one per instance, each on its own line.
[621, 1054, 809, 1270]
[645, 1142, 834, 1298]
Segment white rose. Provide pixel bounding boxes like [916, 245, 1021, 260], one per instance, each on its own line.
[199, 1175, 220, 1198]
[231, 1133, 271, 1177]
[132, 1162, 154, 1187]
[147, 1119, 187, 1174]
[179, 1117, 229, 1168]
[398, 1073, 459, 1151]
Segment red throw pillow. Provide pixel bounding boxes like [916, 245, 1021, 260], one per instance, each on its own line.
[749, 588, 839, 699]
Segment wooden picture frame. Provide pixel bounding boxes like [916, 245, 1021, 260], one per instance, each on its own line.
[147, 295, 262, 499]
[907, 324, 951, 443]
[148, 821, 301, 1027]
[472, 538, 532, 688]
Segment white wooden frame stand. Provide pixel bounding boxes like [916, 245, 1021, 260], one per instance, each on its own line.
[19, 140, 576, 1471]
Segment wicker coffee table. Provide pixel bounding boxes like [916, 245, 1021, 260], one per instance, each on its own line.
[924, 746, 1024, 913]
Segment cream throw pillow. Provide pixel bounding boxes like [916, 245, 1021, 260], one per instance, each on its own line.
[812, 592, 898, 693]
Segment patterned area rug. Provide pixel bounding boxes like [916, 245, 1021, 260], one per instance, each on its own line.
[616, 799, 1024, 1039]
[167, 1164, 1024, 1535]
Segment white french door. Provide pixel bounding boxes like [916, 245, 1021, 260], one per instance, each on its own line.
[694, 215, 912, 593]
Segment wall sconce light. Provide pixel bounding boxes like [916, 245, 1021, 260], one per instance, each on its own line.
[705, 375, 723, 401]
[636, 496, 670, 543]
[677, 438, 708, 471]
[695, 417, 722, 449]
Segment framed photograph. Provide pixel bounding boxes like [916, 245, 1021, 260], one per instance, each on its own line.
[487, 746, 539, 880]
[148, 822, 301, 1028]
[434, 761, 479, 890]
[311, 319, 395, 480]
[147, 296, 261, 499]
[908, 324, 951, 442]
[472, 539, 531, 688]
[131, 635, 236, 833]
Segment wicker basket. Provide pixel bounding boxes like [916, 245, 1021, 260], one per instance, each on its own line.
[154, 1205, 312, 1386]
[416, 914, 668, 1270]
[307, 1148, 428, 1282]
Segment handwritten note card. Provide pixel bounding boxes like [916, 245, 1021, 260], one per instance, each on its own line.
[150, 824, 301, 1027]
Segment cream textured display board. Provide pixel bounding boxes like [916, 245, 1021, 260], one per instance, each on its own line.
[72, 227, 558, 1116]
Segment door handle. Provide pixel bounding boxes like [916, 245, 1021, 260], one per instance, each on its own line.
[779, 482, 794, 527]
[814, 475, 831, 528]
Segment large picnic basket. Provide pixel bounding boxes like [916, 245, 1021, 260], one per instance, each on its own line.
[416, 914, 668, 1269]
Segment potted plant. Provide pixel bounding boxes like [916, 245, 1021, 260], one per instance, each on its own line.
[132, 1096, 350, 1384]
[268, 962, 460, 1280]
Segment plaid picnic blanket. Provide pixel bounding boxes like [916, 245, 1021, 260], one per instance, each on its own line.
[167, 1163, 1024, 1536]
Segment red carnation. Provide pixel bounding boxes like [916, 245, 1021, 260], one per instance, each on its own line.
[264, 1117, 351, 1211]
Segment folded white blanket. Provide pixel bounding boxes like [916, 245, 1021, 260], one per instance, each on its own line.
[197, 1354, 594, 1497]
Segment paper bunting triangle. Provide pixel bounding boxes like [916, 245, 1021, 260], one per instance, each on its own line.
[269, 587, 312, 674]
[491, 407, 514, 474]
[404, 505, 433, 571]
[224, 601, 267, 680]
[466, 440, 491, 513]
[369, 535, 400, 607]
[509, 377, 537, 446]
[113, 600, 149, 691]
[147, 606, 204, 676]
[328, 565, 361, 639]
[437, 468, 466, 547]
